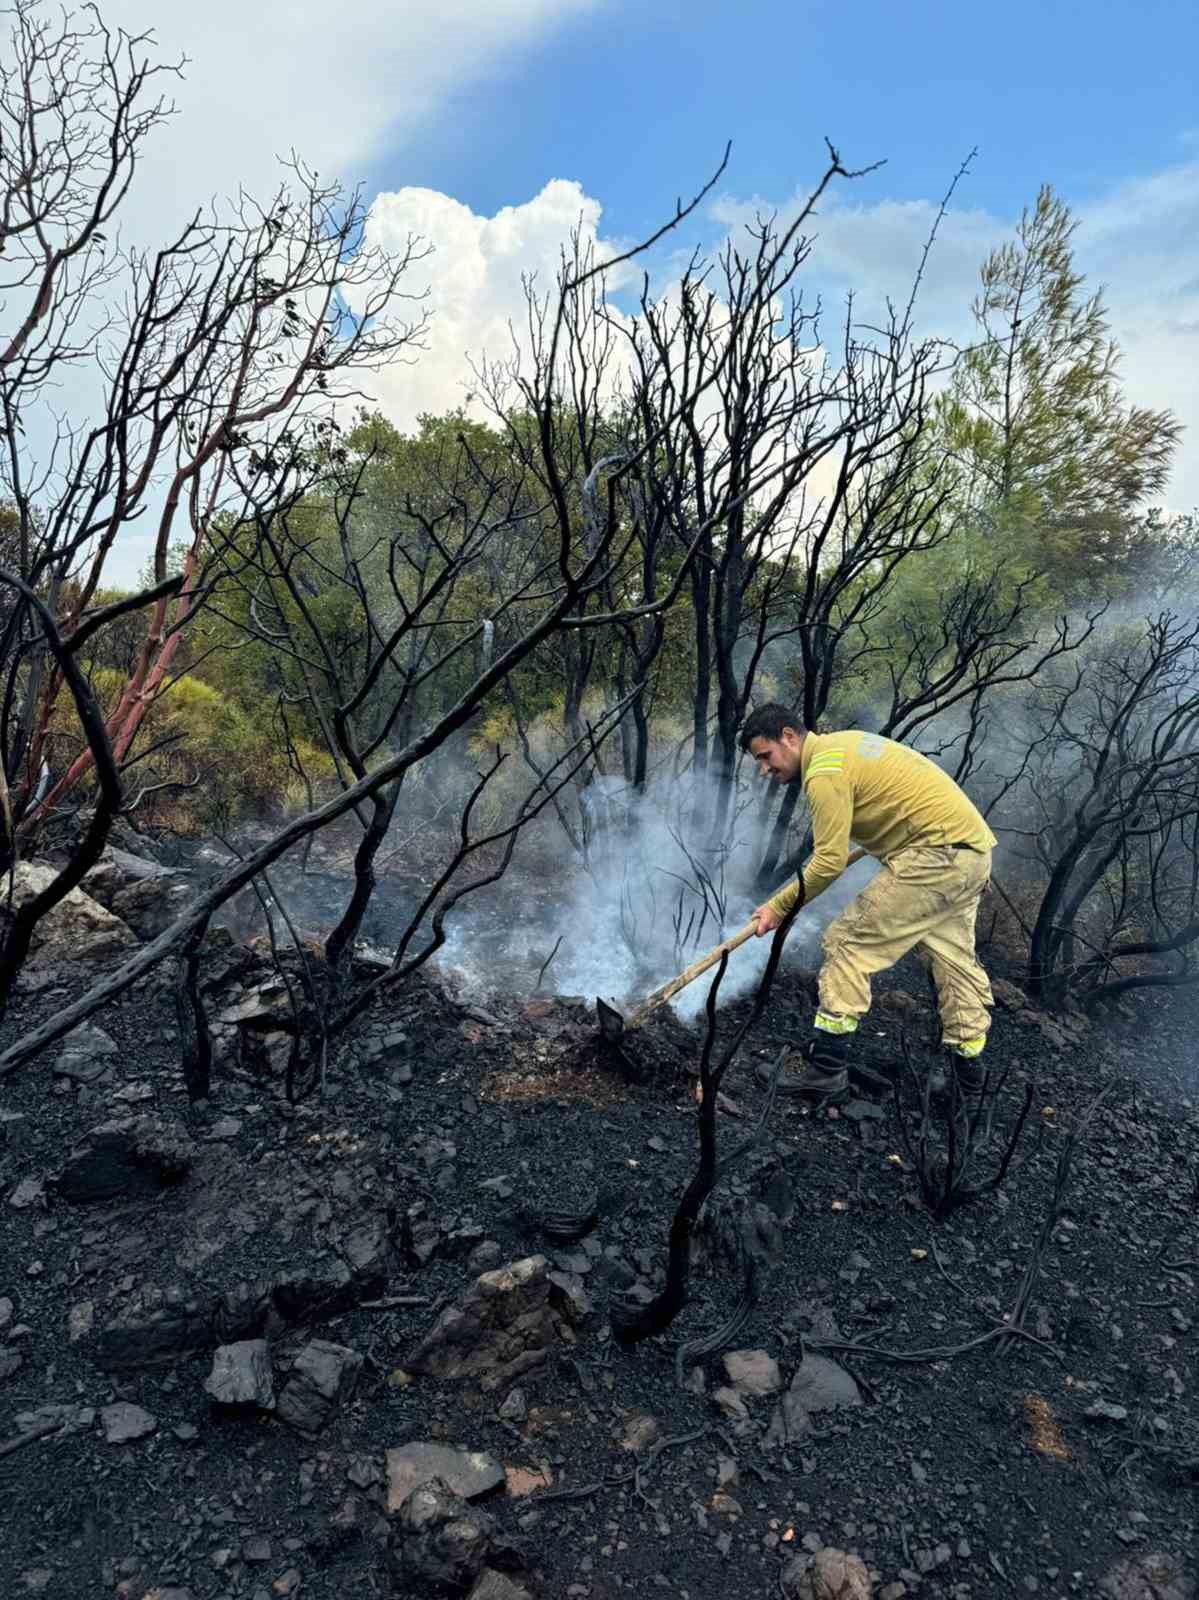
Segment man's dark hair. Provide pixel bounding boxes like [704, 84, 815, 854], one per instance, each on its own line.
[738, 702, 807, 752]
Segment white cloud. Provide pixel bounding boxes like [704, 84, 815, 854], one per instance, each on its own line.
[1079, 164, 1199, 511]
[16, 0, 604, 584]
[344, 164, 1199, 581]
[357, 179, 630, 424]
[99, 0, 603, 234]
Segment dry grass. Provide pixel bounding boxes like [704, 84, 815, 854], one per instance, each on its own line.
[1023, 1393, 1071, 1461]
[480, 1062, 626, 1107]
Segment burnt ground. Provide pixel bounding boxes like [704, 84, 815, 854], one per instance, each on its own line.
[0, 930, 1197, 1600]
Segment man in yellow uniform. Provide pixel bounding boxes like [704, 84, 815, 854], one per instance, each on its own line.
[741, 705, 996, 1107]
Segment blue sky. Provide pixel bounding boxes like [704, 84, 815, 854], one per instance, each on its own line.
[89, 0, 1199, 578]
[370, 0, 1198, 235]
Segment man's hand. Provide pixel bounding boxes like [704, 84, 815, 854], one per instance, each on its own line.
[752, 901, 782, 937]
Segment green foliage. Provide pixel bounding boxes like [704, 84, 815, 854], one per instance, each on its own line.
[936, 185, 1181, 603]
[60, 663, 335, 831]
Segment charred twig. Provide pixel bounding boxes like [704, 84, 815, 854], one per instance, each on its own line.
[221, 837, 330, 1105]
[611, 898, 800, 1345]
[0, 1416, 62, 1458]
[535, 1470, 635, 1503]
[891, 1039, 1038, 1219]
[633, 1424, 708, 1503]
[174, 913, 212, 1103]
[0, 570, 123, 1010]
[535, 935, 564, 990]
[809, 1321, 1060, 1367]
[810, 1083, 1116, 1367]
[997, 1077, 1118, 1354]
[929, 1238, 972, 1305]
[674, 1291, 757, 1385]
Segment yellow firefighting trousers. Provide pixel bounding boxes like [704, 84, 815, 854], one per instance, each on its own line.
[816, 845, 993, 1051]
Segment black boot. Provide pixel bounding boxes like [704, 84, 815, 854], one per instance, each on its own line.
[788, 1030, 852, 1105]
[947, 1052, 988, 1139]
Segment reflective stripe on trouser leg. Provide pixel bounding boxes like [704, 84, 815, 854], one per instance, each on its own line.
[813, 1010, 858, 1035]
[949, 1035, 986, 1058]
[818, 846, 994, 1042]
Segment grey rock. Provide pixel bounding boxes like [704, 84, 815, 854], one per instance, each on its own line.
[0, 1349, 22, 1382]
[53, 1022, 120, 1084]
[101, 1402, 157, 1443]
[497, 1388, 527, 1423]
[723, 1348, 781, 1394]
[388, 1477, 507, 1593]
[68, 1301, 94, 1342]
[273, 1257, 360, 1321]
[406, 1255, 580, 1390]
[0, 1296, 12, 1327]
[1098, 1551, 1195, 1600]
[346, 1454, 380, 1488]
[18, 1403, 94, 1435]
[276, 1339, 363, 1435]
[781, 1547, 871, 1599]
[1085, 1399, 1130, 1422]
[387, 1442, 505, 1512]
[991, 976, 1027, 1011]
[52, 1054, 112, 1085]
[95, 1304, 216, 1370]
[58, 1114, 193, 1203]
[240, 1027, 293, 1078]
[553, 1248, 591, 1277]
[110, 874, 194, 940]
[242, 1536, 272, 1564]
[2, 861, 137, 960]
[8, 1176, 44, 1209]
[842, 1099, 885, 1123]
[767, 1355, 861, 1450]
[216, 984, 290, 1026]
[83, 847, 176, 905]
[712, 1386, 750, 1421]
[546, 1269, 591, 1320]
[765, 1390, 811, 1448]
[409, 1218, 442, 1265]
[341, 1216, 388, 1278]
[468, 1240, 503, 1273]
[786, 1354, 863, 1414]
[620, 1413, 660, 1453]
[468, 1572, 533, 1600]
[205, 1339, 275, 1409]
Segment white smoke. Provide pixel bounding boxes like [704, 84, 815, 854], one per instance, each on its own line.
[438, 770, 876, 1022]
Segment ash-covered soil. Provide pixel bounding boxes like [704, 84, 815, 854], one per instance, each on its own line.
[1, 933, 1196, 1600]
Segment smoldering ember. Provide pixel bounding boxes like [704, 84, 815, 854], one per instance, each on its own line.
[1, 8, 1198, 1600]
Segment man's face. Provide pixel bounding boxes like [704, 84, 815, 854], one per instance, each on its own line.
[748, 729, 804, 784]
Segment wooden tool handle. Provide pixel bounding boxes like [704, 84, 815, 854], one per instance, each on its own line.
[628, 921, 758, 1027]
[628, 847, 870, 1028]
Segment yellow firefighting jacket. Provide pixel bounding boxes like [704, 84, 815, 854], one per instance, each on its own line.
[767, 730, 997, 916]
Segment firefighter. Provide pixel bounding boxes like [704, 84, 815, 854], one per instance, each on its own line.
[742, 704, 996, 1108]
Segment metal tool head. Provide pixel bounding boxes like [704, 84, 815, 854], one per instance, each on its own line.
[596, 996, 626, 1045]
